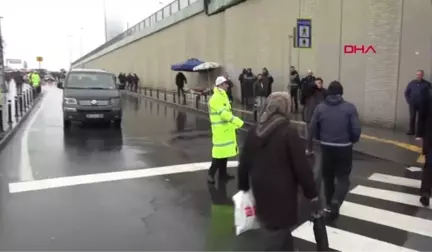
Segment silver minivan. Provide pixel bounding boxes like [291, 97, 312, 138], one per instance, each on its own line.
[57, 68, 122, 129]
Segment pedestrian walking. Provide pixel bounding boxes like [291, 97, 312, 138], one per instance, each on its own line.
[404, 70, 431, 135]
[12, 70, 25, 95]
[223, 72, 234, 103]
[175, 72, 187, 101]
[118, 73, 126, 90]
[261, 67, 274, 97]
[237, 92, 319, 251]
[238, 68, 247, 105]
[242, 68, 256, 109]
[207, 76, 244, 184]
[415, 80, 432, 206]
[30, 71, 41, 96]
[289, 66, 300, 112]
[253, 74, 268, 122]
[307, 81, 361, 220]
[303, 77, 326, 155]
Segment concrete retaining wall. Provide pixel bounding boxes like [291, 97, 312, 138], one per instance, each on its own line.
[72, 0, 432, 129]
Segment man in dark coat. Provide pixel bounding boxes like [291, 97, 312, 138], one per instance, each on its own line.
[175, 72, 187, 101]
[12, 70, 25, 94]
[300, 69, 316, 106]
[238, 68, 247, 105]
[289, 66, 301, 112]
[405, 70, 431, 135]
[261, 67, 274, 97]
[242, 68, 256, 109]
[308, 81, 361, 219]
[127, 73, 134, 91]
[224, 72, 234, 103]
[118, 73, 125, 90]
[304, 77, 326, 155]
[416, 80, 432, 206]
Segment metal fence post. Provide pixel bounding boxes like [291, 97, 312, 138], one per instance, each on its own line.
[14, 96, 19, 118]
[7, 100, 12, 124]
[0, 105, 4, 132]
[195, 95, 200, 109]
[19, 94, 23, 114]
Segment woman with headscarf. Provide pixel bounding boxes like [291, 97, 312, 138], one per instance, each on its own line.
[237, 92, 319, 251]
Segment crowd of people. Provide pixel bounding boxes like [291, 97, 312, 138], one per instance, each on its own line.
[2, 70, 41, 96]
[206, 68, 432, 250]
[117, 72, 140, 92]
[206, 72, 361, 250]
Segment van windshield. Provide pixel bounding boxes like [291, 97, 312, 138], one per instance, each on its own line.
[66, 72, 116, 89]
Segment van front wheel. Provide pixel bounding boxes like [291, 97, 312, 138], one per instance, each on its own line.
[63, 119, 71, 129]
[113, 119, 121, 129]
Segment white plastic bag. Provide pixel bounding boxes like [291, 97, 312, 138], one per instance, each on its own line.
[233, 190, 260, 235]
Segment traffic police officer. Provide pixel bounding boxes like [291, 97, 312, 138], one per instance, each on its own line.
[207, 76, 244, 184]
[31, 71, 41, 95]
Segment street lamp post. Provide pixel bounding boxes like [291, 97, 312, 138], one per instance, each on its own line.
[79, 27, 84, 57]
[67, 35, 73, 64]
[0, 16, 6, 96]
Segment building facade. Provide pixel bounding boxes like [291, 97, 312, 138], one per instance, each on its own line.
[72, 0, 432, 129]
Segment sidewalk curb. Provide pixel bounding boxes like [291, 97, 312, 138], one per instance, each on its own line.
[124, 91, 387, 162]
[0, 92, 45, 153]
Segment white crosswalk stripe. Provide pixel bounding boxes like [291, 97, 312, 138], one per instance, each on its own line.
[292, 172, 432, 251]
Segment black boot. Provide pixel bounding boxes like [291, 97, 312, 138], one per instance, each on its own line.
[420, 194, 430, 207]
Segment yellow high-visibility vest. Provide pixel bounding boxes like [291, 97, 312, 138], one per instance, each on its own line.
[208, 87, 243, 158]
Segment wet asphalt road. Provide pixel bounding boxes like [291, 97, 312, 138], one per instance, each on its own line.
[0, 87, 431, 251]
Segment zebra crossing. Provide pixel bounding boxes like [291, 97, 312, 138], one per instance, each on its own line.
[292, 171, 432, 251]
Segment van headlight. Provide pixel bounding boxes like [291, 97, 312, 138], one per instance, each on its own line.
[110, 98, 120, 106]
[64, 98, 77, 105]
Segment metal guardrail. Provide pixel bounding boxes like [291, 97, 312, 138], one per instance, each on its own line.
[72, 0, 198, 65]
[125, 86, 260, 123]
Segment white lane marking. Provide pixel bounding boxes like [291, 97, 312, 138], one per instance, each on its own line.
[19, 89, 51, 181]
[368, 173, 420, 189]
[9, 161, 239, 193]
[350, 185, 431, 209]
[340, 201, 432, 238]
[292, 221, 417, 252]
[406, 166, 423, 172]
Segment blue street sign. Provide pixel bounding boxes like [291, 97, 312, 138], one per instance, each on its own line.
[296, 18, 312, 48]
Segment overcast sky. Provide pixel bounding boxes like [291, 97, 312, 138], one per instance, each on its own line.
[0, 0, 171, 70]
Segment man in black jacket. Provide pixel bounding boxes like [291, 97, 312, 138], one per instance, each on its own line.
[416, 82, 432, 206]
[304, 77, 326, 155]
[175, 72, 187, 101]
[12, 70, 25, 94]
[289, 66, 300, 112]
[308, 81, 361, 219]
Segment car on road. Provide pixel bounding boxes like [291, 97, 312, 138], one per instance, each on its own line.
[44, 75, 55, 82]
[57, 68, 122, 129]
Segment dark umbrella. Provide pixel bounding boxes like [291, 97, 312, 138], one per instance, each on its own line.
[312, 210, 329, 251]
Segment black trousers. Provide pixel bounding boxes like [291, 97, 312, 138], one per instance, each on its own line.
[321, 145, 353, 207]
[240, 84, 245, 105]
[409, 104, 420, 133]
[290, 87, 299, 112]
[208, 158, 228, 177]
[177, 86, 185, 100]
[421, 152, 432, 196]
